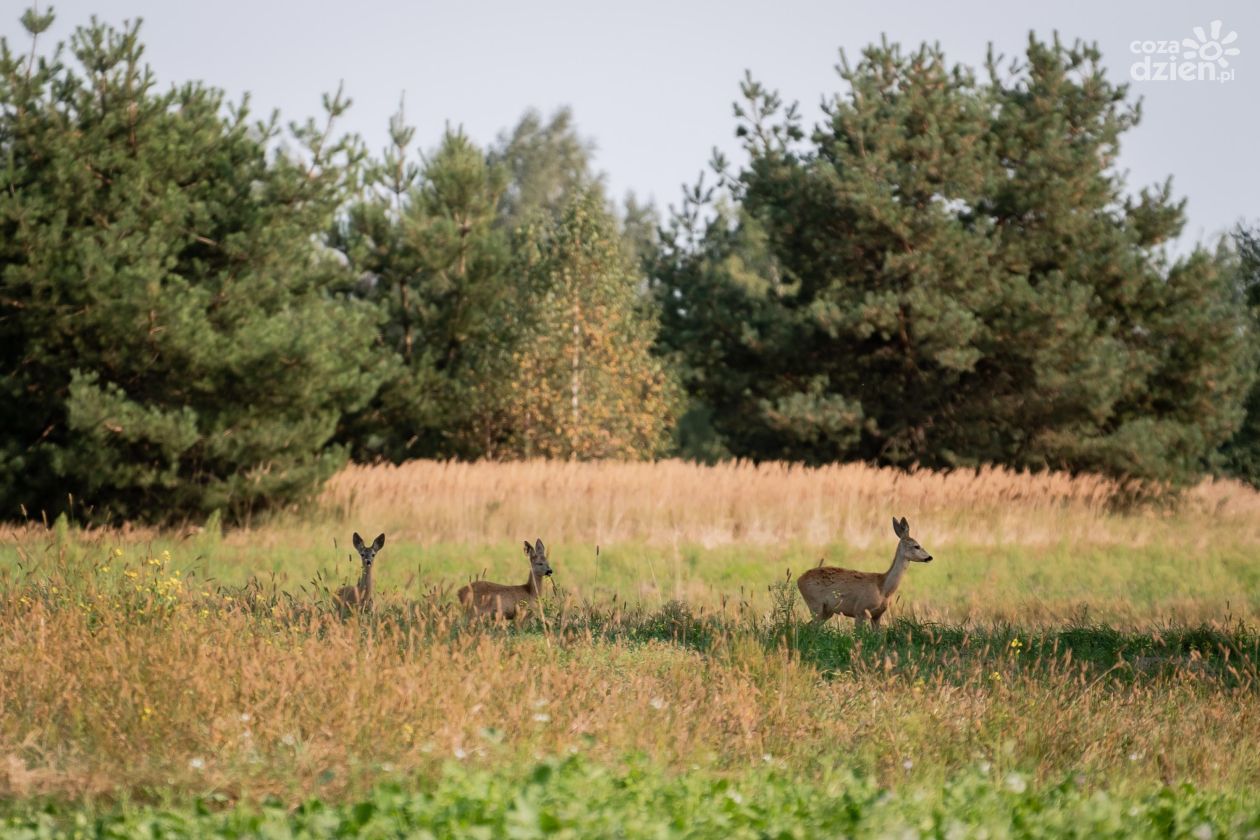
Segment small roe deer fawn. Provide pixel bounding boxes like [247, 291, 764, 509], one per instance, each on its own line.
[334, 532, 385, 614]
[458, 538, 553, 620]
[797, 517, 932, 628]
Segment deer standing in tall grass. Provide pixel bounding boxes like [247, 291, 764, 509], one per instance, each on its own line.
[458, 538, 553, 620]
[334, 532, 385, 615]
[797, 517, 932, 628]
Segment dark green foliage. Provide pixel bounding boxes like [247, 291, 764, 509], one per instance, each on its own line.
[335, 108, 674, 462]
[655, 37, 1255, 483]
[330, 107, 675, 463]
[1, 5, 1252, 510]
[1219, 224, 1260, 486]
[0, 14, 383, 522]
[329, 114, 514, 460]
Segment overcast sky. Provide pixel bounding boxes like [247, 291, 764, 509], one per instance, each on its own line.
[6, 0, 1257, 250]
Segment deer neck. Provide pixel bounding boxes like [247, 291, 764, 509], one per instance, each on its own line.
[358, 565, 375, 603]
[881, 543, 910, 598]
[523, 570, 545, 598]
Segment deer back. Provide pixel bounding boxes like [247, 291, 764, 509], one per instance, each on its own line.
[459, 580, 533, 618]
[797, 566, 886, 616]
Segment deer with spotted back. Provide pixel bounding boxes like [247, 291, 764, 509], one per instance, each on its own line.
[797, 517, 932, 628]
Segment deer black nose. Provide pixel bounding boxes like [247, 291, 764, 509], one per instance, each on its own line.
[925, 555, 933, 562]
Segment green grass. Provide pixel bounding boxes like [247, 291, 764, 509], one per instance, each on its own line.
[3, 516, 1260, 836]
[6, 527, 1257, 625]
[4, 757, 1257, 839]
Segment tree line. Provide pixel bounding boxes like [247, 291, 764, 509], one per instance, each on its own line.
[1, 12, 1256, 523]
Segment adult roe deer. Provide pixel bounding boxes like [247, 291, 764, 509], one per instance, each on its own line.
[458, 538, 553, 620]
[334, 532, 385, 614]
[797, 517, 932, 628]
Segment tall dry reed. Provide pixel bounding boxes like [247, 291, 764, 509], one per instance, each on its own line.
[319, 460, 1260, 548]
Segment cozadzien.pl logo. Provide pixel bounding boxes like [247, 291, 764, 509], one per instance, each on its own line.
[1130, 20, 1240, 83]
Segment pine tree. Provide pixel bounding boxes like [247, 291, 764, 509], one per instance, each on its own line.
[656, 36, 1254, 484]
[336, 109, 676, 463]
[507, 195, 678, 459]
[0, 11, 382, 522]
[1219, 224, 1260, 486]
[976, 37, 1252, 482]
[330, 115, 512, 460]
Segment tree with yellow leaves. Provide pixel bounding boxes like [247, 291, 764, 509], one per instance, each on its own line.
[506, 195, 678, 460]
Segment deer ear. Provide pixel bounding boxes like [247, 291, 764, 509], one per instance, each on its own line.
[353, 532, 365, 551]
[372, 533, 385, 551]
[535, 538, 545, 555]
[892, 518, 908, 539]
[523, 540, 534, 556]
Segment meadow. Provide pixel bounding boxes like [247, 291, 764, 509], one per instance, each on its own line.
[2, 460, 1260, 837]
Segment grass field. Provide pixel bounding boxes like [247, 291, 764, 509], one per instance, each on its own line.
[2, 460, 1259, 837]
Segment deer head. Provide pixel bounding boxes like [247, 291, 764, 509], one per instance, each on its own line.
[524, 538, 553, 578]
[892, 517, 932, 563]
[352, 532, 386, 570]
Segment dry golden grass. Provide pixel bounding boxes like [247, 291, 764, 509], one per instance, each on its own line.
[2, 586, 1258, 803]
[3, 460, 1260, 806]
[4, 459, 1258, 626]
[319, 459, 1260, 548]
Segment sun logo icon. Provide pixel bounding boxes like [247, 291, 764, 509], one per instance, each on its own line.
[1182, 20, 1240, 68]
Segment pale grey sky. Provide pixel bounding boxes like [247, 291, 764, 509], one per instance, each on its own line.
[6, 0, 1258, 249]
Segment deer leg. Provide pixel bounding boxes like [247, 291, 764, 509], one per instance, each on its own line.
[811, 602, 834, 626]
